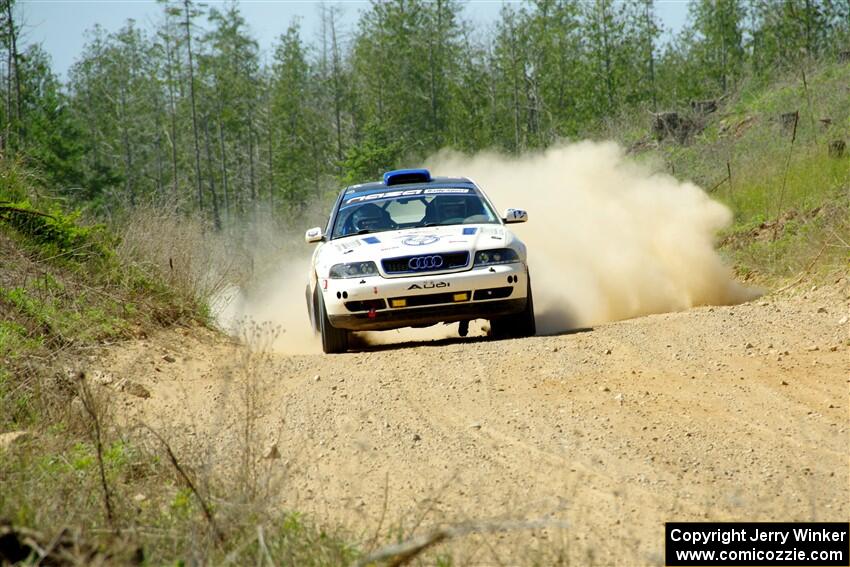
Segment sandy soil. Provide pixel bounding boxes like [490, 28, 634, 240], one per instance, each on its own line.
[91, 280, 849, 565]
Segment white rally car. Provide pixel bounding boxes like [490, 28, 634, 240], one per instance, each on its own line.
[304, 169, 535, 353]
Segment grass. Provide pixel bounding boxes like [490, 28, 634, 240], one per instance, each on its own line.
[0, 414, 357, 564]
[114, 200, 251, 320]
[0, 166, 186, 430]
[0, 157, 358, 564]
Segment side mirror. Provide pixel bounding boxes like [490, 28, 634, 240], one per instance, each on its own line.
[305, 227, 324, 243]
[503, 208, 528, 224]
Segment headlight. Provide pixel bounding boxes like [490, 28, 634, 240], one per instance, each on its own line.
[473, 248, 520, 266]
[329, 261, 379, 278]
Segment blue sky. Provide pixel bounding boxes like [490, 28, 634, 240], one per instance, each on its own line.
[18, 0, 691, 79]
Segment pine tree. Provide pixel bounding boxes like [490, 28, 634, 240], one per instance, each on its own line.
[688, 0, 746, 93]
[269, 22, 320, 208]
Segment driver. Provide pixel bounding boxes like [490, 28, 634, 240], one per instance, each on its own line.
[436, 196, 470, 222]
[346, 203, 394, 234]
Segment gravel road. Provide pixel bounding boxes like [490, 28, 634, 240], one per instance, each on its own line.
[94, 280, 849, 565]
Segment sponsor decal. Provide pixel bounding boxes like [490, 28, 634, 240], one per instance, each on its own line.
[407, 281, 450, 290]
[423, 188, 471, 195]
[345, 187, 471, 205]
[462, 227, 478, 235]
[336, 239, 363, 251]
[362, 236, 381, 244]
[403, 235, 440, 246]
[345, 189, 420, 204]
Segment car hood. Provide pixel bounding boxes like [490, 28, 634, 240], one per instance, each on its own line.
[314, 224, 525, 275]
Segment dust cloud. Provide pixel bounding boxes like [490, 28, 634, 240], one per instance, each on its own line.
[215, 140, 756, 350]
[215, 256, 321, 354]
[426, 141, 758, 334]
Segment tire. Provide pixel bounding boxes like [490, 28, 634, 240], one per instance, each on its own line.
[306, 284, 319, 334]
[318, 291, 349, 354]
[490, 274, 536, 339]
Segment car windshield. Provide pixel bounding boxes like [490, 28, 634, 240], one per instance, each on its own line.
[331, 188, 499, 239]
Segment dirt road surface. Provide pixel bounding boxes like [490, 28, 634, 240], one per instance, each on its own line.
[93, 281, 849, 565]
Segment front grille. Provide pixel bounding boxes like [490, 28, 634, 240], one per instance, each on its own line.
[344, 299, 387, 312]
[382, 251, 469, 274]
[473, 287, 514, 300]
[388, 291, 472, 308]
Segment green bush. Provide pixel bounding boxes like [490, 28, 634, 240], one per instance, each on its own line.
[0, 200, 111, 260]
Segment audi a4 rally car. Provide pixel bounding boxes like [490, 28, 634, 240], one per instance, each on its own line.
[304, 169, 535, 353]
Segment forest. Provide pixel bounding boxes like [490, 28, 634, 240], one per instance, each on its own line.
[1, 0, 849, 226]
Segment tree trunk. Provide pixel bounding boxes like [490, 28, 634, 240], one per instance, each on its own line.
[600, 2, 614, 112]
[202, 116, 222, 230]
[266, 89, 275, 210]
[217, 116, 229, 223]
[803, 0, 813, 56]
[330, 8, 345, 169]
[644, 0, 657, 111]
[155, 100, 165, 198]
[164, 24, 180, 197]
[183, 0, 204, 211]
[2, 12, 9, 152]
[248, 115, 257, 210]
[119, 85, 135, 207]
[719, 5, 727, 92]
[5, 0, 23, 147]
[508, 18, 521, 153]
[428, 0, 443, 139]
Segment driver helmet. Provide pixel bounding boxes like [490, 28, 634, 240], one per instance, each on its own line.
[435, 196, 468, 221]
[350, 203, 391, 232]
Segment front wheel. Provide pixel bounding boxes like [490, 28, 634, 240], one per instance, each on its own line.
[318, 291, 349, 354]
[306, 284, 319, 334]
[490, 274, 536, 339]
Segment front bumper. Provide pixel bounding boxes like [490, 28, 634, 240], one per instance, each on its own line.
[322, 263, 528, 331]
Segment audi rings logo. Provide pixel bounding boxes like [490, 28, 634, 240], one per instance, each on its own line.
[408, 255, 444, 271]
